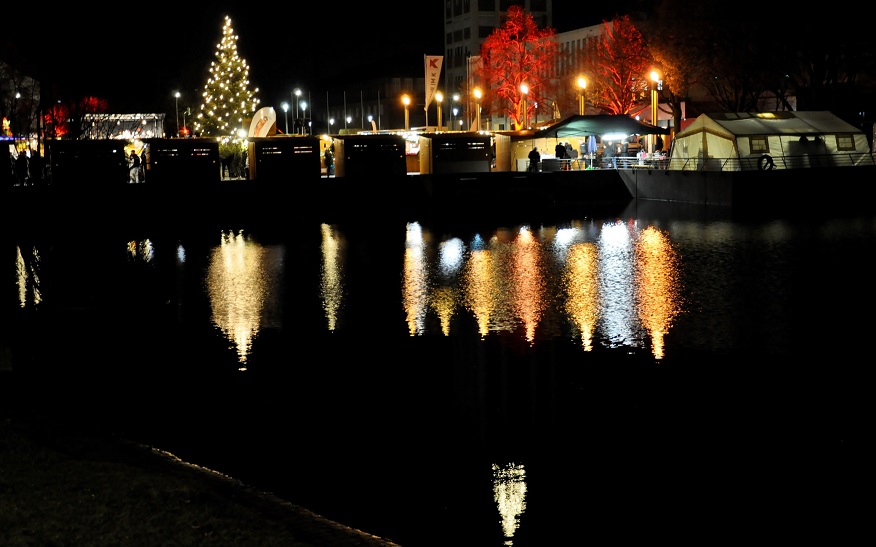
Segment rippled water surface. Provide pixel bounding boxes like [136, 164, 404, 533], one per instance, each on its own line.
[4, 202, 872, 545]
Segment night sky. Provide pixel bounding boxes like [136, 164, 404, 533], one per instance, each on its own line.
[5, 3, 620, 115]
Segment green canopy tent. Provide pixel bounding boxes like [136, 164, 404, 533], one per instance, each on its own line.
[533, 114, 670, 139]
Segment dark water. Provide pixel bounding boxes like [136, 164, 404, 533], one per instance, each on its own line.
[3, 198, 872, 545]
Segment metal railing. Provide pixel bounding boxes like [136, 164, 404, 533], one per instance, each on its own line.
[663, 152, 875, 171]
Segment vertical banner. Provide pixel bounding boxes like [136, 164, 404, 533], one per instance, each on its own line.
[424, 55, 443, 111]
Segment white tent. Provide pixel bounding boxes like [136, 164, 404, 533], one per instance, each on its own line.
[670, 111, 874, 170]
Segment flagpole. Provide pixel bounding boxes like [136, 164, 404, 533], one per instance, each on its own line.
[424, 55, 429, 129]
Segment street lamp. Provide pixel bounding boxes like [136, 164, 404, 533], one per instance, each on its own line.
[650, 70, 660, 155]
[402, 94, 410, 131]
[578, 77, 587, 116]
[452, 108, 458, 131]
[519, 83, 528, 130]
[281, 102, 289, 134]
[368, 114, 373, 130]
[173, 91, 180, 137]
[300, 101, 308, 135]
[329, 117, 335, 134]
[473, 88, 482, 132]
[435, 91, 443, 130]
[346, 116, 351, 129]
[294, 88, 302, 133]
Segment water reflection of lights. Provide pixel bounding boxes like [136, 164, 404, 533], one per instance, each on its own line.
[563, 242, 600, 350]
[462, 240, 497, 338]
[492, 462, 527, 546]
[511, 227, 545, 343]
[206, 230, 283, 370]
[402, 222, 430, 335]
[431, 237, 465, 335]
[635, 226, 683, 359]
[391, 220, 685, 354]
[127, 239, 154, 262]
[597, 220, 641, 348]
[16, 245, 41, 308]
[320, 224, 345, 332]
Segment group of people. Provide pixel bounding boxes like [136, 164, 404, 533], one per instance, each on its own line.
[127, 148, 147, 183]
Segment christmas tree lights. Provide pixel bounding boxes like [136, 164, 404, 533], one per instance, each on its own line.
[193, 16, 260, 137]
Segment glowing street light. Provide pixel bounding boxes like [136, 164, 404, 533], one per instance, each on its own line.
[173, 91, 180, 137]
[281, 102, 289, 134]
[473, 87, 482, 131]
[519, 83, 528, 130]
[577, 77, 587, 116]
[329, 117, 335, 134]
[452, 107, 458, 131]
[435, 91, 443, 130]
[402, 94, 411, 131]
[346, 115, 351, 129]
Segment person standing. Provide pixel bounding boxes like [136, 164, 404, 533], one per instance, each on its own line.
[127, 149, 140, 183]
[139, 148, 147, 182]
[323, 144, 334, 177]
[528, 147, 541, 172]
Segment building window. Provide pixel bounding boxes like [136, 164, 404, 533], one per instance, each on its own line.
[836, 134, 856, 151]
[750, 136, 768, 153]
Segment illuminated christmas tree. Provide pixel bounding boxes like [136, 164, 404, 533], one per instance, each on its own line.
[194, 15, 260, 137]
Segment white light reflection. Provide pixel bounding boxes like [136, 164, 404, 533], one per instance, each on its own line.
[402, 222, 430, 335]
[206, 230, 283, 370]
[431, 237, 465, 335]
[597, 220, 641, 348]
[320, 224, 345, 332]
[511, 227, 545, 343]
[16, 245, 42, 308]
[492, 462, 527, 545]
[635, 226, 683, 359]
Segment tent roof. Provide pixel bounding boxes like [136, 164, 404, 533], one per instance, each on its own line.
[681, 111, 863, 137]
[531, 114, 670, 138]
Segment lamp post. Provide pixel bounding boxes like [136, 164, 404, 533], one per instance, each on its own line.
[650, 70, 660, 155]
[435, 91, 443, 130]
[346, 116, 351, 130]
[329, 117, 335, 134]
[452, 108, 458, 131]
[294, 88, 302, 133]
[473, 88, 482, 132]
[578, 77, 587, 116]
[402, 94, 410, 131]
[368, 114, 373, 130]
[300, 101, 307, 135]
[281, 102, 289, 134]
[519, 83, 528, 130]
[173, 91, 180, 137]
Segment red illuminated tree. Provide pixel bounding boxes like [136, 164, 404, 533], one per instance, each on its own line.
[479, 5, 559, 130]
[589, 16, 650, 115]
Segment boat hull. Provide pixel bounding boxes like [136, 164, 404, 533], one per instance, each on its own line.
[617, 166, 876, 211]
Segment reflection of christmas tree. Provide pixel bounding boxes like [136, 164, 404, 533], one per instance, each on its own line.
[194, 15, 260, 137]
